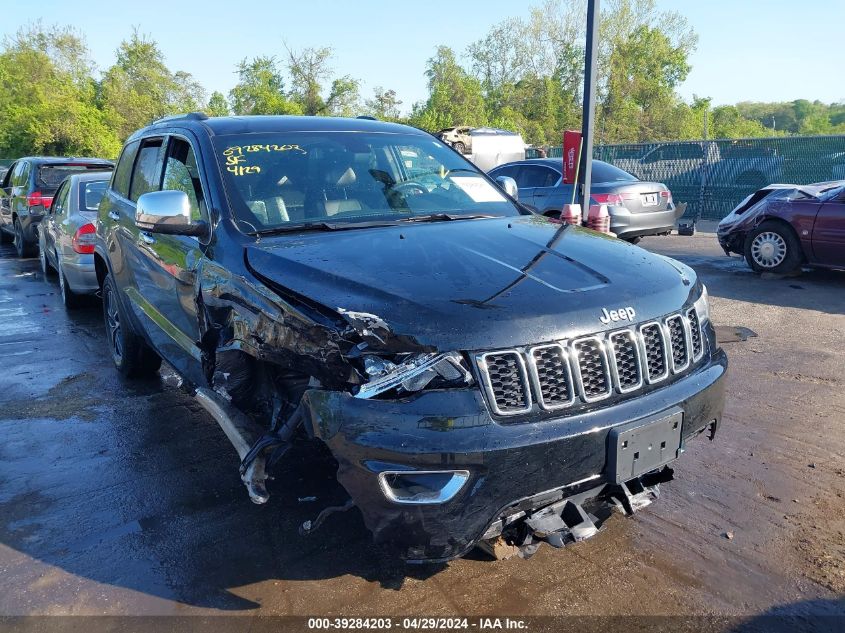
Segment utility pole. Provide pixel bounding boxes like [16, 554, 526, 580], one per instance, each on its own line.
[578, 0, 599, 215]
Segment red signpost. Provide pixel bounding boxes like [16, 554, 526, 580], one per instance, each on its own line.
[562, 130, 582, 184]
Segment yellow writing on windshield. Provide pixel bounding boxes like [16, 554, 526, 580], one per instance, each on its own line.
[222, 144, 306, 176]
[223, 144, 306, 156]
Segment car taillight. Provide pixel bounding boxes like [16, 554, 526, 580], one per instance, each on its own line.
[661, 190, 673, 204]
[27, 191, 53, 208]
[72, 223, 96, 254]
[591, 193, 624, 205]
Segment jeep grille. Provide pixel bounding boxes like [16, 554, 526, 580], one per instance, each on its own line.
[477, 309, 706, 418]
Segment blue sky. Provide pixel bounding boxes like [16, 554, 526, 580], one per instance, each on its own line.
[2, 0, 843, 112]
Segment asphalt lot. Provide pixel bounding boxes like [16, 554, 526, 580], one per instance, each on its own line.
[0, 229, 843, 625]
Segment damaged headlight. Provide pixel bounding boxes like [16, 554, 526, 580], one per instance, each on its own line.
[355, 352, 474, 399]
[694, 284, 711, 324]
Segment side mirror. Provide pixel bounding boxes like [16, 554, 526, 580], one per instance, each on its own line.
[135, 190, 206, 237]
[495, 176, 518, 199]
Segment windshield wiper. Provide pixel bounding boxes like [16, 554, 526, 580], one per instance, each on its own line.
[397, 213, 499, 223]
[255, 220, 399, 235]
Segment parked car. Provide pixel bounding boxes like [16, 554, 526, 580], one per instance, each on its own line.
[717, 180, 845, 274]
[624, 141, 783, 192]
[435, 126, 473, 153]
[93, 113, 725, 561]
[37, 171, 111, 308]
[488, 158, 683, 242]
[0, 157, 114, 257]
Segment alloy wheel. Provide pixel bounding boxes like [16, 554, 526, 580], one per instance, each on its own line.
[57, 257, 67, 303]
[39, 243, 48, 276]
[104, 285, 123, 363]
[750, 231, 787, 269]
[14, 221, 24, 257]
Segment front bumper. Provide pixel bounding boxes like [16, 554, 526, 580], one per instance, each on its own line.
[610, 205, 684, 239]
[303, 346, 727, 561]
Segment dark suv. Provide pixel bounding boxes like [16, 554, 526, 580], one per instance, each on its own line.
[0, 157, 114, 257]
[93, 113, 727, 561]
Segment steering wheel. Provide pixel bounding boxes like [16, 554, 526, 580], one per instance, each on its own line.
[391, 181, 427, 196]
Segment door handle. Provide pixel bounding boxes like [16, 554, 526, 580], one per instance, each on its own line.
[108, 211, 120, 221]
[139, 231, 156, 245]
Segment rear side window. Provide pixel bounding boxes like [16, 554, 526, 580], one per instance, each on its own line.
[80, 180, 109, 212]
[592, 162, 637, 183]
[38, 164, 112, 191]
[129, 139, 165, 202]
[517, 165, 560, 188]
[111, 140, 140, 198]
[12, 161, 30, 187]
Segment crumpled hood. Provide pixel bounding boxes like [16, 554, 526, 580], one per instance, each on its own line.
[245, 216, 697, 351]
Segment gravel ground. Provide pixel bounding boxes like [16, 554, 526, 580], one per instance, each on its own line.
[0, 230, 842, 629]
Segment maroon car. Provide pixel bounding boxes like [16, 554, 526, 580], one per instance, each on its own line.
[717, 181, 845, 274]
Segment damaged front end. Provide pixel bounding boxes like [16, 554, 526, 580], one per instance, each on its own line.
[187, 230, 727, 563]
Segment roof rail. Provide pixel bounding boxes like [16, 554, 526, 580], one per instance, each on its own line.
[152, 112, 209, 125]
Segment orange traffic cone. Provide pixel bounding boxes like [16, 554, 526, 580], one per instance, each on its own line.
[561, 204, 582, 226]
[587, 204, 612, 234]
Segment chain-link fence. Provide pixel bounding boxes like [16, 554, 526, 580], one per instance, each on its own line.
[549, 135, 845, 220]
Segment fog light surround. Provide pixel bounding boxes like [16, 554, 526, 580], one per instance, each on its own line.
[378, 469, 470, 505]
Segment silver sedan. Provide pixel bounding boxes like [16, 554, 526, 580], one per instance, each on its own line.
[38, 171, 110, 308]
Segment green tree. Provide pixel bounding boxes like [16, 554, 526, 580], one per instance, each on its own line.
[410, 46, 487, 132]
[285, 45, 360, 116]
[364, 87, 403, 121]
[597, 0, 697, 143]
[205, 91, 230, 117]
[100, 30, 205, 140]
[229, 56, 301, 115]
[0, 24, 120, 157]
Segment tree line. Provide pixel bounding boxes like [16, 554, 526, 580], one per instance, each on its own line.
[1, 1, 843, 160]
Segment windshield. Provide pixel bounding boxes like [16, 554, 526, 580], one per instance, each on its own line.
[80, 179, 109, 212]
[37, 164, 113, 191]
[213, 132, 518, 231]
[592, 161, 638, 183]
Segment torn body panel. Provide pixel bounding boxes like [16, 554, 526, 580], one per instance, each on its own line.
[300, 348, 726, 561]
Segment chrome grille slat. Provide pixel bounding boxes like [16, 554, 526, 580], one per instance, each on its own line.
[528, 344, 575, 410]
[478, 351, 532, 415]
[687, 308, 704, 360]
[608, 330, 643, 393]
[477, 311, 704, 417]
[639, 321, 669, 384]
[571, 337, 612, 402]
[665, 315, 690, 372]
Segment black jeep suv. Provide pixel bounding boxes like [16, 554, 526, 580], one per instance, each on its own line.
[93, 113, 727, 561]
[0, 156, 114, 257]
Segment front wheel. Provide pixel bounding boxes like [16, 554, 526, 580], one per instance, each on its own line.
[453, 141, 466, 154]
[102, 274, 162, 378]
[744, 221, 803, 274]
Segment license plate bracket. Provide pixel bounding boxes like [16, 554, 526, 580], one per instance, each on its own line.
[607, 409, 683, 484]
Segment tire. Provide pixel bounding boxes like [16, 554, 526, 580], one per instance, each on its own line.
[453, 141, 466, 154]
[39, 236, 55, 278]
[102, 273, 162, 378]
[624, 236, 643, 245]
[744, 221, 803, 274]
[13, 218, 32, 258]
[57, 256, 84, 310]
